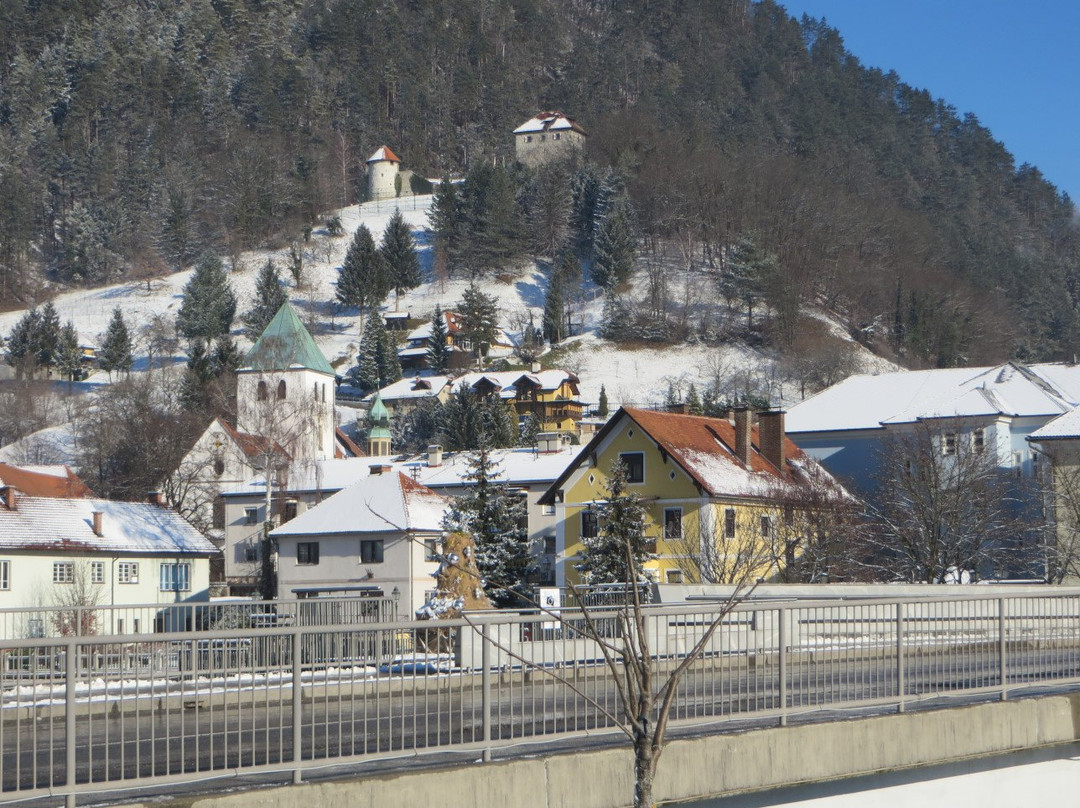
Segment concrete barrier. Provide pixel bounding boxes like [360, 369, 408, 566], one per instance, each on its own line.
[133, 692, 1080, 808]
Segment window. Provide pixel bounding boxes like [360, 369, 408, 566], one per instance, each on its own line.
[297, 542, 320, 565]
[245, 507, 259, 525]
[760, 515, 772, 539]
[118, 562, 139, 584]
[544, 535, 557, 555]
[581, 509, 598, 538]
[277, 380, 287, 400]
[666, 569, 684, 584]
[313, 382, 318, 400]
[424, 539, 440, 562]
[724, 508, 736, 539]
[973, 428, 985, 453]
[159, 563, 191, 592]
[213, 458, 225, 476]
[257, 380, 268, 401]
[619, 452, 645, 483]
[212, 498, 225, 530]
[282, 500, 298, 523]
[943, 432, 957, 457]
[53, 562, 74, 584]
[525, 135, 532, 143]
[664, 508, 683, 540]
[553, 132, 562, 141]
[783, 506, 795, 527]
[91, 561, 105, 584]
[542, 503, 556, 516]
[133, 618, 140, 634]
[360, 540, 384, 564]
[0, 560, 9, 590]
[243, 543, 260, 563]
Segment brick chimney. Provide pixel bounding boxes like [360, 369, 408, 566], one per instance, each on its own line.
[733, 408, 752, 466]
[91, 510, 103, 537]
[2, 487, 15, 511]
[369, 464, 393, 476]
[758, 410, 787, 473]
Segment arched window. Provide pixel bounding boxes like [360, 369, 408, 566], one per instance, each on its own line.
[277, 380, 287, 400]
[257, 381, 268, 401]
[213, 458, 225, 477]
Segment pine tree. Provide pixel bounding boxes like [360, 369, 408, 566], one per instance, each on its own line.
[598, 384, 610, 417]
[350, 315, 386, 394]
[427, 306, 450, 373]
[459, 283, 499, 362]
[543, 260, 567, 344]
[441, 385, 485, 451]
[429, 176, 463, 278]
[599, 294, 631, 341]
[443, 443, 531, 607]
[519, 413, 540, 447]
[99, 307, 133, 376]
[56, 321, 83, 383]
[212, 334, 242, 377]
[686, 383, 703, 415]
[380, 209, 422, 306]
[5, 309, 41, 379]
[374, 317, 403, 386]
[36, 302, 61, 370]
[664, 382, 679, 409]
[577, 460, 652, 586]
[481, 397, 516, 449]
[570, 163, 602, 258]
[336, 224, 390, 316]
[591, 195, 636, 289]
[244, 259, 288, 336]
[180, 338, 215, 411]
[177, 252, 237, 342]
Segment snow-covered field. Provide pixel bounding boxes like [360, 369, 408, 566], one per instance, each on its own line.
[0, 194, 893, 421]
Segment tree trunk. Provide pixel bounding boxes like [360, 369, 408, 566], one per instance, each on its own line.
[633, 734, 655, 808]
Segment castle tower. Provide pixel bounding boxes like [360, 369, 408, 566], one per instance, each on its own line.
[368, 393, 392, 457]
[236, 302, 336, 465]
[367, 146, 401, 201]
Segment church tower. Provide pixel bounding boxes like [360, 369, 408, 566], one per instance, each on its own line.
[368, 393, 392, 457]
[236, 303, 336, 464]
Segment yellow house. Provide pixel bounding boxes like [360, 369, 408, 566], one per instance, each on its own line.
[539, 407, 850, 587]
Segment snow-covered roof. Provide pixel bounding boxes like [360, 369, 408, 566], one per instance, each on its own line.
[513, 112, 587, 136]
[0, 463, 92, 498]
[1029, 406, 1080, 441]
[453, 369, 580, 398]
[374, 375, 454, 401]
[0, 496, 218, 555]
[271, 471, 448, 537]
[787, 362, 1080, 434]
[367, 146, 401, 164]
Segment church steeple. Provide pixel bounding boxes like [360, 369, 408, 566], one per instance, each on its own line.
[368, 393, 392, 457]
[241, 302, 335, 375]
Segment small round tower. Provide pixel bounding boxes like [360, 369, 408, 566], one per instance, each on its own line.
[367, 146, 401, 201]
[368, 393, 392, 456]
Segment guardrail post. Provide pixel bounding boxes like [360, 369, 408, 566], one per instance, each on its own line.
[896, 602, 905, 713]
[999, 598, 1008, 701]
[65, 640, 77, 808]
[778, 607, 787, 727]
[481, 622, 492, 762]
[292, 628, 303, 784]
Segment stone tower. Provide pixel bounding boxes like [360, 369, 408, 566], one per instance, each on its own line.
[368, 393, 392, 457]
[367, 146, 401, 201]
[236, 302, 336, 465]
[513, 112, 586, 168]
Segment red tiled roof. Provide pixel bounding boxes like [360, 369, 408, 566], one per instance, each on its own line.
[0, 463, 92, 498]
[218, 420, 290, 461]
[334, 427, 366, 459]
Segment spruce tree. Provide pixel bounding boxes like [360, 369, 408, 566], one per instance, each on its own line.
[380, 209, 422, 307]
[374, 317, 402, 386]
[591, 196, 636, 289]
[543, 261, 566, 344]
[36, 302, 61, 370]
[598, 384, 610, 417]
[686, 383, 703, 415]
[56, 321, 83, 383]
[441, 385, 485, 450]
[177, 252, 237, 342]
[519, 413, 540, 447]
[459, 283, 499, 362]
[599, 294, 631, 341]
[577, 460, 652, 586]
[443, 443, 531, 607]
[481, 397, 517, 449]
[244, 259, 288, 336]
[99, 307, 133, 376]
[429, 175, 463, 278]
[180, 338, 215, 411]
[427, 306, 450, 373]
[212, 334, 242, 377]
[350, 315, 386, 394]
[5, 309, 41, 379]
[336, 224, 390, 316]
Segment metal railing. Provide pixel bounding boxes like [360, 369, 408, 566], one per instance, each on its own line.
[4, 591, 1080, 805]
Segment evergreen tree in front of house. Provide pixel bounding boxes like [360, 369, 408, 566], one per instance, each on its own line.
[591, 195, 636, 289]
[427, 306, 450, 373]
[349, 314, 400, 394]
[441, 385, 486, 451]
[5, 308, 41, 378]
[543, 258, 567, 344]
[380, 209, 422, 307]
[519, 413, 540, 447]
[99, 307, 133, 377]
[598, 384, 610, 417]
[36, 302, 61, 371]
[481, 396, 517, 449]
[459, 283, 499, 362]
[336, 224, 390, 317]
[429, 175, 464, 278]
[244, 258, 288, 336]
[599, 294, 632, 341]
[577, 460, 652, 586]
[177, 252, 237, 343]
[56, 321, 83, 383]
[686, 382, 703, 415]
[443, 441, 530, 607]
[180, 338, 215, 411]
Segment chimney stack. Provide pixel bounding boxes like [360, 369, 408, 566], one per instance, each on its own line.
[427, 445, 443, 467]
[146, 491, 165, 506]
[758, 410, 787, 473]
[537, 432, 562, 453]
[91, 510, 103, 537]
[733, 408, 752, 466]
[369, 464, 393, 476]
[2, 487, 15, 511]
[530, 361, 542, 373]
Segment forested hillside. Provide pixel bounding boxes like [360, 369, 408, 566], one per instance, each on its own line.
[1, 0, 1077, 366]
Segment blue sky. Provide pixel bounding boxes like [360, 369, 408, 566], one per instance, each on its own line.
[777, 0, 1080, 201]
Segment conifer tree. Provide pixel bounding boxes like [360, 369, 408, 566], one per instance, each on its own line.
[427, 306, 450, 373]
[591, 196, 636, 289]
[180, 338, 215, 411]
[441, 385, 485, 451]
[380, 209, 422, 307]
[244, 258, 288, 336]
[599, 294, 631, 341]
[519, 413, 540, 447]
[481, 397, 517, 449]
[56, 321, 83, 383]
[212, 334, 242, 377]
[543, 260, 567, 344]
[177, 252, 237, 342]
[443, 443, 531, 607]
[36, 302, 61, 370]
[99, 307, 133, 377]
[429, 176, 463, 278]
[686, 382, 703, 415]
[459, 283, 499, 362]
[336, 224, 390, 316]
[598, 384, 610, 418]
[5, 309, 41, 379]
[375, 318, 403, 386]
[349, 315, 387, 394]
[577, 460, 652, 586]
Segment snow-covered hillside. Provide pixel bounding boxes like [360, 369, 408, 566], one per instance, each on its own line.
[0, 194, 894, 413]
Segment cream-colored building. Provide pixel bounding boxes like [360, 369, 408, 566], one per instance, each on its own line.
[367, 146, 401, 201]
[513, 112, 586, 167]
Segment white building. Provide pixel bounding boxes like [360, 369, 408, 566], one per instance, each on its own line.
[513, 111, 587, 167]
[367, 146, 401, 201]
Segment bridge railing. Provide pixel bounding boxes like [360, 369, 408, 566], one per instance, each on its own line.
[4, 590, 1080, 806]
